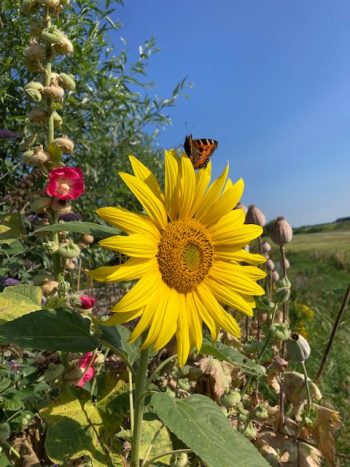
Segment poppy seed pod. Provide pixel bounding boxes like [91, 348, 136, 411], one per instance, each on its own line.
[270, 216, 293, 246]
[53, 136, 74, 153]
[286, 333, 311, 362]
[27, 107, 48, 124]
[235, 202, 247, 213]
[245, 205, 266, 227]
[41, 84, 65, 100]
[262, 241, 271, 253]
[271, 270, 280, 282]
[58, 73, 76, 91]
[265, 258, 275, 272]
[41, 27, 66, 45]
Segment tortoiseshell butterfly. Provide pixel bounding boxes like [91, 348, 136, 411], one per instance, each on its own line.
[184, 134, 218, 169]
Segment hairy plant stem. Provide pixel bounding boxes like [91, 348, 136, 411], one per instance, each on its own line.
[314, 284, 350, 384]
[131, 347, 150, 467]
[279, 245, 289, 427]
[295, 361, 312, 438]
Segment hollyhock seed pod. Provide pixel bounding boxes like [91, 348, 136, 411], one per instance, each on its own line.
[41, 27, 66, 45]
[220, 390, 241, 408]
[52, 36, 74, 54]
[52, 111, 63, 127]
[31, 145, 50, 164]
[27, 107, 47, 124]
[41, 85, 65, 100]
[25, 81, 44, 102]
[24, 41, 46, 61]
[53, 136, 74, 153]
[286, 333, 311, 362]
[58, 241, 81, 259]
[270, 216, 293, 246]
[245, 205, 266, 227]
[41, 280, 59, 295]
[58, 72, 76, 91]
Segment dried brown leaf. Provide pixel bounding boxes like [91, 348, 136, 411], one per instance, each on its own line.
[196, 357, 232, 398]
[313, 404, 342, 467]
[298, 442, 323, 467]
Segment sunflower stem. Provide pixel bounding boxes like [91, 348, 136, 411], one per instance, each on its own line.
[131, 347, 150, 467]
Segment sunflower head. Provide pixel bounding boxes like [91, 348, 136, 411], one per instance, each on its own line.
[89, 150, 266, 366]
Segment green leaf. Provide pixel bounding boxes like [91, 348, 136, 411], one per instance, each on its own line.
[0, 308, 98, 352]
[200, 339, 265, 376]
[0, 213, 25, 244]
[140, 419, 172, 465]
[0, 285, 42, 325]
[152, 393, 269, 467]
[98, 324, 140, 364]
[32, 221, 120, 238]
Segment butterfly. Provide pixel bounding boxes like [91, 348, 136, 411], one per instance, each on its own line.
[184, 134, 218, 169]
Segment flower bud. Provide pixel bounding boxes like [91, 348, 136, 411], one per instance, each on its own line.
[271, 270, 280, 282]
[41, 85, 65, 100]
[262, 241, 271, 253]
[245, 205, 266, 227]
[58, 241, 81, 259]
[25, 81, 43, 102]
[275, 277, 291, 303]
[220, 390, 241, 408]
[284, 257, 290, 269]
[41, 27, 66, 45]
[79, 295, 95, 309]
[270, 216, 293, 246]
[52, 111, 63, 127]
[44, 363, 65, 383]
[265, 259, 275, 272]
[27, 107, 48, 124]
[286, 333, 311, 362]
[30, 197, 52, 212]
[53, 136, 74, 153]
[51, 199, 72, 213]
[82, 234, 94, 245]
[58, 72, 76, 91]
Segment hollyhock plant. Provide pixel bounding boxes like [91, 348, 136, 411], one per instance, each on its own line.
[77, 352, 95, 388]
[46, 166, 85, 200]
[79, 294, 95, 309]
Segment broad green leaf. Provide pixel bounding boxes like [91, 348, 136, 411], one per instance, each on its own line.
[201, 339, 265, 376]
[33, 221, 120, 238]
[139, 419, 172, 465]
[41, 389, 120, 466]
[152, 393, 269, 467]
[0, 284, 42, 325]
[0, 213, 25, 244]
[98, 324, 140, 364]
[0, 308, 98, 352]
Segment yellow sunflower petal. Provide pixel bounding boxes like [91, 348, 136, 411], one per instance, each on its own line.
[99, 233, 158, 258]
[191, 163, 211, 215]
[96, 207, 160, 239]
[197, 283, 241, 337]
[129, 155, 163, 199]
[192, 289, 220, 341]
[200, 178, 244, 227]
[178, 155, 196, 218]
[119, 172, 167, 229]
[88, 257, 156, 282]
[176, 295, 190, 367]
[164, 150, 180, 220]
[186, 293, 203, 352]
[111, 271, 161, 313]
[102, 309, 143, 326]
[129, 299, 157, 343]
[209, 261, 266, 294]
[153, 287, 179, 351]
[195, 164, 229, 221]
[204, 277, 255, 316]
[207, 208, 245, 240]
[213, 224, 263, 250]
[228, 250, 266, 265]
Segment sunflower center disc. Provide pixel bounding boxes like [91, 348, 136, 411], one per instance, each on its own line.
[157, 218, 213, 293]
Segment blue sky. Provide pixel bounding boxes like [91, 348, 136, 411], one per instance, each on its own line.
[115, 0, 350, 226]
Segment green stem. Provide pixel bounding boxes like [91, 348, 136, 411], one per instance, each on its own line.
[128, 367, 134, 433]
[147, 354, 177, 385]
[143, 449, 192, 467]
[131, 347, 150, 467]
[296, 361, 312, 437]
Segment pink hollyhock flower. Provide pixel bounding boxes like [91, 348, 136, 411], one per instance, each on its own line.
[79, 295, 95, 309]
[77, 352, 95, 388]
[46, 167, 85, 200]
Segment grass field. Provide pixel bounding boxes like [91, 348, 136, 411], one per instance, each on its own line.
[270, 226, 350, 459]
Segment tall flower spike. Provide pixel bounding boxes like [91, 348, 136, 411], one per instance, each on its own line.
[89, 152, 266, 367]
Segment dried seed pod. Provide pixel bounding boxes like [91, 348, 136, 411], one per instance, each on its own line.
[29, 19, 46, 37]
[82, 234, 94, 244]
[286, 333, 311, 362]
[41, 85, 65, 100]
[41, 279, 59, 295]
[58, 241, 81, 259]
[235, 202, 247, 213]
[270, 216, 293, 246]
[51, 199, 72, 213]
[24, 40, 46, 61]
[58, 72, 76, 91]
[52, 111, 63, 127]
[21, 0, 39, 14]
[53, 136, 74, 153]
[245, 205, 266, 227]
[27, 107, 48, 124]
[29, 145, 50, 164]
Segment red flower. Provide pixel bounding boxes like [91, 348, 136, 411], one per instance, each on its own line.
[79, 295, 95, 309]
[46, 167, 85, 200]
[77, 352, 95, 387]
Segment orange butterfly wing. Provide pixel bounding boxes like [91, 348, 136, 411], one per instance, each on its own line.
[184, 134, 218, 169]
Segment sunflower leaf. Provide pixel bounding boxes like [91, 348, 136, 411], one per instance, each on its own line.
[200, 339, 265, 376]
[152, 393, 269, 467]
[32, 222, 119, 238]
[0, 284, 42, 325]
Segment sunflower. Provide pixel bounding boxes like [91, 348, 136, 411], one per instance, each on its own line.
[89, 151, 266, 366]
